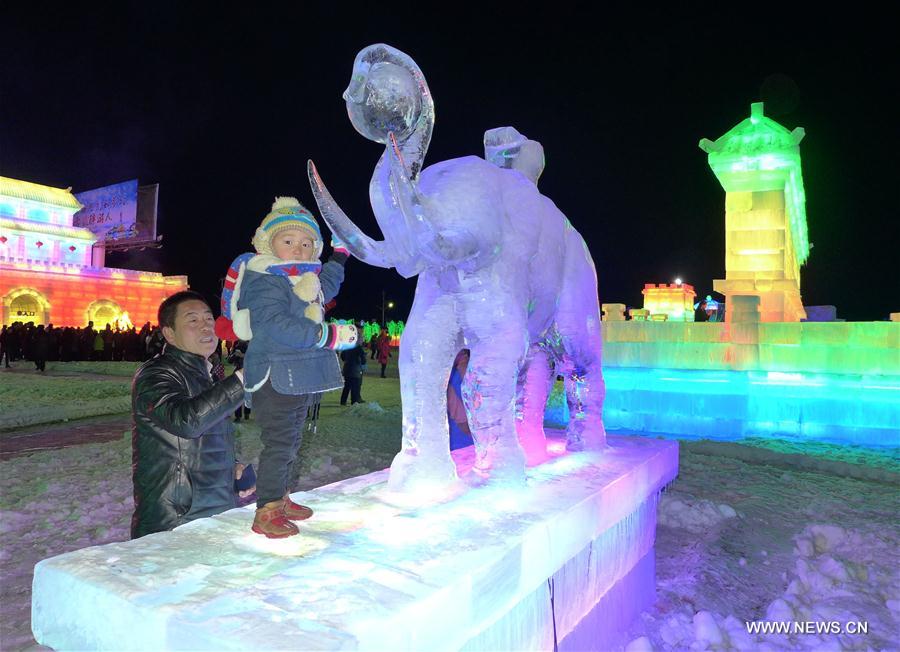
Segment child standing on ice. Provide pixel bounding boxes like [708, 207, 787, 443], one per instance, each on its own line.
[229, 197, 357, 538]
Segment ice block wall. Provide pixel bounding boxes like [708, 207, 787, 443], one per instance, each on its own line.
[564, 367, 898, 446]
[602, 320, 899, 376]
[546, 317, 900, 446]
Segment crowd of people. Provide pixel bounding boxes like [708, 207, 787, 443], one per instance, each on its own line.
[0, 321, 166, 369]
[0, 319, 399, 372]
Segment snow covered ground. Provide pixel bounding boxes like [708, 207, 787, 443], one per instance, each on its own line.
[1, 368, 898, 650]
[0, 403, 397, 651]
[621, 444, 899, 651]
[0, 362, 134, 430]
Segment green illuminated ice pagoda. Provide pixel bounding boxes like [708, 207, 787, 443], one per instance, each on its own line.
[700, 102, 809, 322]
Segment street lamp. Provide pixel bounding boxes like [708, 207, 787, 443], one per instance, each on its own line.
[381, 290, 394, 326]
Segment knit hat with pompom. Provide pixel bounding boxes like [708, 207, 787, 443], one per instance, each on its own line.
[252, 197, 323, 258]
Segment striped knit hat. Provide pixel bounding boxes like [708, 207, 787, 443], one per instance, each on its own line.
[252, 197, 323, 258]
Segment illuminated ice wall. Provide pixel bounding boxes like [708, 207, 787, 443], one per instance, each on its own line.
[546, 314, 900, 446]
[558, 105, 898, 446]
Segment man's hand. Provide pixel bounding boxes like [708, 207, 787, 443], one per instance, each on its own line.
[234, 463, 256, 498]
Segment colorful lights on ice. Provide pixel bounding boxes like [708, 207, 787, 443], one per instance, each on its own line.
[547, 366, 899, 447]
[562, 316, 900, 446]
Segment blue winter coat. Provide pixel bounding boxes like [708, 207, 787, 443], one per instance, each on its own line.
[239, 259, 345, 395]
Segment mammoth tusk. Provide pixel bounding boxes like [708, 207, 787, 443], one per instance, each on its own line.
[307, 160, 397, 269]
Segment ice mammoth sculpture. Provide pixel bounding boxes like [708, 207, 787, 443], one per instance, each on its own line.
[309, 44, 605, 491]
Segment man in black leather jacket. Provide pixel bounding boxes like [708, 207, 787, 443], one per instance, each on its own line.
[131, 291, 249, 539]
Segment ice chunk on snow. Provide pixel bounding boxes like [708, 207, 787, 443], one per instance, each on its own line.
[765, 597, 796, 621]
[718, 503, 737, 518]
[692, 610, 724, 646]
[809, 524, 846, 553]
[659, 617, 685, 646]
[623, 635, 653, 651]
[658, 495, 737, 533]
[721, 615, 756, 651]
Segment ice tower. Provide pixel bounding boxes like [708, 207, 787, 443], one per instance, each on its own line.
[700, 102, 808, 322]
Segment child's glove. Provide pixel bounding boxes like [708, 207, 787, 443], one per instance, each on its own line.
[330, 233, 350, 257]
[318, 323, 358, 351]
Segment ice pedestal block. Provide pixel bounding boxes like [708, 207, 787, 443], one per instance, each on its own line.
[32, 436, 678, 651]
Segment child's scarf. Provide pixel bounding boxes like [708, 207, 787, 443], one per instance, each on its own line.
[214, 254, 325, 343]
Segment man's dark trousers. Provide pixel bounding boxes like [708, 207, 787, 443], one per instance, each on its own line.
[340, 377, 362, 405]
[253, 380, 314, 507]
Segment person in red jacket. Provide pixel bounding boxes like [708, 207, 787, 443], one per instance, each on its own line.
[376, 328, 392, 378]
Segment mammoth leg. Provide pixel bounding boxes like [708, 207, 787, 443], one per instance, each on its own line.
[562, 363, 606, 451]
[515, 343, 552, 465]
[387, 274, 461, 492]
[461, 306, 529, 483]
[556, 231, 607, 452]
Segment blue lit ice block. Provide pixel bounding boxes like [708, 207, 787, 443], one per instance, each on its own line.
[546, 368, 900, 447]
[32, 437, 678, 651]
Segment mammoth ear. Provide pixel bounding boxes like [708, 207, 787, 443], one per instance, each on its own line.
[514, 140, 545, 185]
[386, 134, 480, 267]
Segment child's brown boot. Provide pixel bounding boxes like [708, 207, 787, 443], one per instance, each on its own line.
[252, 499, 299, 538]
[283, 493, 313, 521]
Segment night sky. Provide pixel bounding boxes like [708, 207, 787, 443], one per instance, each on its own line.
[2, 6, 896, 322]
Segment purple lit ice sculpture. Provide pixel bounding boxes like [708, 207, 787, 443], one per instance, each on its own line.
[309, 44, 606, 492]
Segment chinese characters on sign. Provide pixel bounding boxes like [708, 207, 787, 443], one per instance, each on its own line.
[73, 180, 139, 242]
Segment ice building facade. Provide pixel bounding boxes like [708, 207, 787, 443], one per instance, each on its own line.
[0, 176, 187, 327]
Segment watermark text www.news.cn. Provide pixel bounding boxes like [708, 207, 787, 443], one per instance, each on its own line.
[746, 621, 868, 635]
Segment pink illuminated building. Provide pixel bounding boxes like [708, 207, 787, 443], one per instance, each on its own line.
[0, 176, 187, 327]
